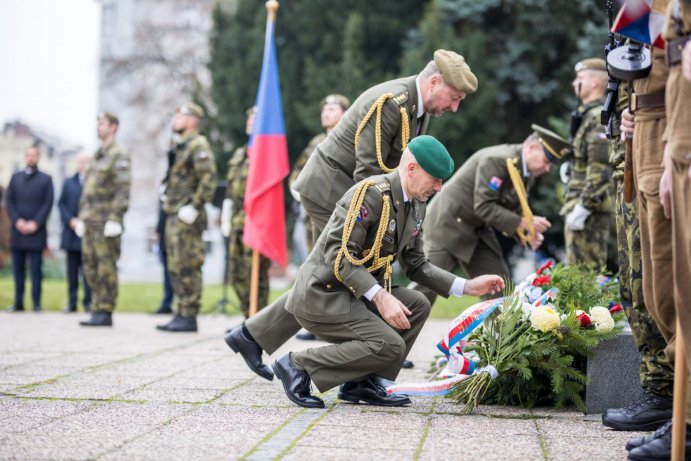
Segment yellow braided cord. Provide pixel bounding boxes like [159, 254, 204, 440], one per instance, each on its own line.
[354, 93, 409, 174]
[506, 158, 535, 246]
[333, 181, 395, 293]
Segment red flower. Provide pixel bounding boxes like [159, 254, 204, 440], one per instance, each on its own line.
[532, 276, 551, 287]
[576, 312, 592, 328]
[608, 303, 623, 314]
[536, 260, 554, 275]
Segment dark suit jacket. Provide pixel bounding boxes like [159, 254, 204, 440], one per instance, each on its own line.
[6, 169, 54, 251]
[58, 174, 84, 251]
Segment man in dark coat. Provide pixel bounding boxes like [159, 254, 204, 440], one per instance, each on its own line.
[58, 151, 92, 313]
[5, 145, 54, 312]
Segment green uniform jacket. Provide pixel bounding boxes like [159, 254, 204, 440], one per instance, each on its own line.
[163, 131, 217, 227]
[79, 142, 130, 225]
[226, 145, 248, 229]
[292, 76, 429, 213]
[424, 144, 533, 264]
[286, 171, 455, 324]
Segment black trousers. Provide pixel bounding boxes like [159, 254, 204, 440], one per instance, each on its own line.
[66, 250, 91, 309]
[12, 249, 43, 308]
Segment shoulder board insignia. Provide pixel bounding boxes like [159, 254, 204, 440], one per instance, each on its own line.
[375, 182, 390, 192]
[392, 91, 409, 105]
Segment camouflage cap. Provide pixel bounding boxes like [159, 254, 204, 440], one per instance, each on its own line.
[433, 50, 478, 94]
[177, 103, 205, 118]
[574, 58, 607, 73]
[320, 94, 350, 111]
[97, 111, 119, 125]
[531, 124, 573, 164]
[408, 135, 454, 180]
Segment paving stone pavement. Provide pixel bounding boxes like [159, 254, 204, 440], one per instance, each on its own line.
[0, 312, 642, 460]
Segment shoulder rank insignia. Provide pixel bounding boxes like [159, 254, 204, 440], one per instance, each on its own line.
[392, 91, 409, 106]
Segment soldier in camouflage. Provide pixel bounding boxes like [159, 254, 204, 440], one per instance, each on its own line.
[561, 58, 615, 268]
[156, 103, 217, 332]
[221, 107, 270, 318]
[78, 112, 130, 327]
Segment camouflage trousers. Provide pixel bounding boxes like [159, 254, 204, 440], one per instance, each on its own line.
[166, 216, 205, 318]
[565, 212, 612, 268]
[82, 223, 121, 313]
[615, 180, 673, 397]
[228, 230, 270, 318]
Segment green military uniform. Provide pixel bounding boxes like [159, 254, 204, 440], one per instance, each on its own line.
[286, 170, 457, 391]
[163, 131, 216, 318]
[226, 145, 270, 317]
[289, 132, 326, 250]
[561, 98, 614, 267]
[79, 141, 130, 313]
[609, 83, 673, 397]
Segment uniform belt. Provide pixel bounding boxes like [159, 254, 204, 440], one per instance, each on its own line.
[667, 35, 691, 66]
[630, 91, 665, 111]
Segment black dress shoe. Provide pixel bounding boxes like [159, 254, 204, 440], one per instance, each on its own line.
[79, 311, 113, 327]
[602, 391, 673, 431]
[627, 422, 691, 460]
[296, 331, 318, 341]
[152, 305, 173, 315]
[401, 359, 414, 369]
[272, 354, 324, 409]
[7, 305, 24, 312]
[156, 315, 197, 332]
[338, 376, 411, 407]
[224, 326, 273, 381]
[626, 420, 672, 451]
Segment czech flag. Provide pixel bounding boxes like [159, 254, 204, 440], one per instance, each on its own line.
[611, 0, 666, 49]
[243, 5, 289, 267]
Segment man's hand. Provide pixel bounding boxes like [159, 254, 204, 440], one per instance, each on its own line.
[565, 203, 591, 231]
[529, 233, 545, 251]
[463, 275, 505, 297]
[682, 41, 691, 82]
[23, 220, 38, 234]
[372, 289, 412, 330]
[532, 216, 551, 234]
[620, 108, 635, 141]
[15, 218, 27, 234]
[74, 219, 85, 238]
[660, 167, 672, 219]
[69, 217, 79, 230]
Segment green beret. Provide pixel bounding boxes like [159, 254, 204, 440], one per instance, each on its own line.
[408, 135, 454, 180]
[433, 50, 478, 94]
[97, 111, 119, 125]
[177, 103, 205, 118]
[531, 124, 573, 164]
[574, 58, 607, 73]
[320, 94, 350, 111]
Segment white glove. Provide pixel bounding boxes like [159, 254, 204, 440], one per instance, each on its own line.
[221, 199, 232, 237]
[177, 205, 199, 225]
[74, 219, 85, 238]
[565, 203, 591, 231]
[103, 220, 123, 237]
[559, 162, 570, 184]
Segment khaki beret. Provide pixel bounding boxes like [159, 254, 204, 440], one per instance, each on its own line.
[97, 111, 119, 125]
[433, 50, 478, 94]
[531, 124, 573, 164]
[574, 58, 607, 73]
[408, 135, 454, 180]
[177, 103, 205, 118]
[320, 94, 350, 111]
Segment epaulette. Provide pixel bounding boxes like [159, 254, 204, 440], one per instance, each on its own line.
[391, 91, 409, 106]
[375, 182, 391, 193]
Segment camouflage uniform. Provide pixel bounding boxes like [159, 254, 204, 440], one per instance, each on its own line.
[226, 145, 270, 317]
[163, 131, 216, 318]
[79, 142, 130, 313]
[561, 99, 614, 267]
[289, 132, 326, 250]
[609, 85, 673, 397]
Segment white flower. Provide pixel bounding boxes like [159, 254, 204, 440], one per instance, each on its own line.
[590, 306, 615, 331]
[530, 306, 561, 332]
[520, 302, 533, 321]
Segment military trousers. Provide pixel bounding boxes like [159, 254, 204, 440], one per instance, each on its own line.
[615, 179, 673, 396]
[245, 195, 332, 353]
[564, 212, 612, 268]
[228, 229, 270, 317]
[292, 287, 432, 392]
[165, 215, 205, 318]
[82, 223, 121, 313]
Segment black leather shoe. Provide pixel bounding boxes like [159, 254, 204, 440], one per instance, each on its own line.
[152, 305, 173, 315]
[626, 420, 672, 451]
[272, 354, 324, 409]
[627, 422, 691, 460]
[7, 305, 24, 312]
[401, 359, 414, 369]
[156, 315, 197, 332]
[79, 312, 113, 327]
[602, 391, 673, 431]
[224, 326, 273, 381]
[338, 376, 411, 407]
[296, 331, 318, 341]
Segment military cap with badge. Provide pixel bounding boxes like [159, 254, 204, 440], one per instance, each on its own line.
[177, 103, 205, 118]
[97, 111, 119, 125]
[531, 124, 573, 164]
[320, 94, 350, 111]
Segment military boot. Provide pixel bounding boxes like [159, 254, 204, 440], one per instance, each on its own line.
[602, 391, 673, 431]
[627, 421, 691, 460]
[79, 311, 113, 327]
[156, 315, 197, 332]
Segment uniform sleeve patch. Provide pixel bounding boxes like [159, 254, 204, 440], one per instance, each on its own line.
[488, 176, 502, 191]
[356, 205, 369, 222]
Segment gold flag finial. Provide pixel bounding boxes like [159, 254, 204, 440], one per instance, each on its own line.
[266, 0, 279, 20]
